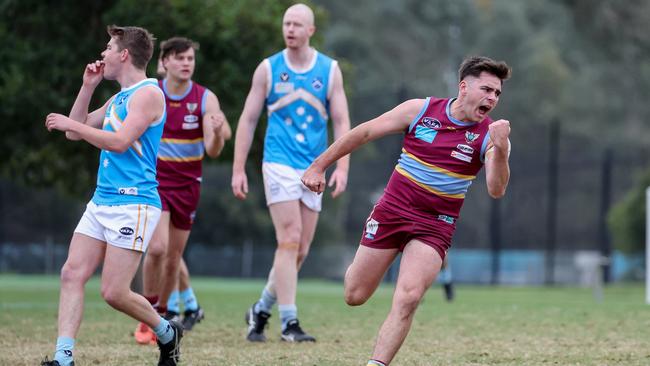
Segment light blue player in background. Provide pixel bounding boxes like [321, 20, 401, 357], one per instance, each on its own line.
[232, 3, 351, 343]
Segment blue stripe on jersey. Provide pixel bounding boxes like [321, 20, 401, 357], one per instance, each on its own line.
[445, 98, 476, 127]
[263, 49, 334, 169]
[158, 139, 205, 161]
[92, 78, 166, 208]
[397, 151, 474, 196]
[408, 97, 431, 133]
[480, 132, 491, 163]
[163, 79, 193, 101]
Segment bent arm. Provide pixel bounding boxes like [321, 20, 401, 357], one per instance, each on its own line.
[202, 91, 230, 158]
[232, 62, 267, 173]
[66, 86, 111, 140]
[68, 87, 164, 152]
[484, 140, 510, 198]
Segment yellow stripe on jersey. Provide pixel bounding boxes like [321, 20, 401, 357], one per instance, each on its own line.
[161, 137, 204, 144]
[401, 148, 476, 180]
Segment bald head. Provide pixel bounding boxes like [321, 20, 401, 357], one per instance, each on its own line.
[284, 3, 314, 27]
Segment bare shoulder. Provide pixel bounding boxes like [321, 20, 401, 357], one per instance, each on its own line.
[395, 98, 428, 119]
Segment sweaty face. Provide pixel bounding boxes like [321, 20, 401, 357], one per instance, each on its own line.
[163, 48, 195, 81]
[462, 72, 502, 122]
[282, 9, 314, 49]
[101, 38, 123, 80]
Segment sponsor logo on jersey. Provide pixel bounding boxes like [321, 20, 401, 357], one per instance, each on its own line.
[451, 150, 472, 163]
[118, 187, 138, 196]
[280, 72, 290, 81]
[184, 115, 199, 123]
[182, 122, 200, 130]
[465, 131, 480, 144]
[437, 215, 455, 224]
[456, 144, 474, 154]
[274, 82, 294, 94]
[169, 102, 181, 108]
[119, 227, 134, 236]
[421, 117, 442, 129]
[312, 77, 323, 91]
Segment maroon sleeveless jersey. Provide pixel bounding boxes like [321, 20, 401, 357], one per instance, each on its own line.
[381, 97, 493, 220]
[156, 80, 208, 188]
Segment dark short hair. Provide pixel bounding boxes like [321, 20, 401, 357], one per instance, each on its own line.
[160, 37, 200, 60]
[459, 56, 511, 83]
[107, 25, 155, 70]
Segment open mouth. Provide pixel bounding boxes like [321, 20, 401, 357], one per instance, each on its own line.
[478, 105, 490, 115]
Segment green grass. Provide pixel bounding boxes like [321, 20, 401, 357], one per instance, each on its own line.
[1, 275, 650, 365]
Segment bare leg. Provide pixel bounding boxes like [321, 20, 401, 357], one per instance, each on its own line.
[264, 201, 319, 297]
[343, 245, 398, 306]
[178, 258, 190, 291]
[158, 225, 191, 310]
[268, 200, 302, 305]
[371, 240, 443, 364]
[57, 233, 106, 338]
[101, 244, 161, 327]
[143, 211, 171, 299]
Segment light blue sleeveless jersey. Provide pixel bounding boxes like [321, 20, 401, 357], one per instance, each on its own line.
[263, 49, 336, 169]
[92, 78, 166, 208]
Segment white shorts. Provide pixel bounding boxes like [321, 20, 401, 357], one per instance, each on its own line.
[262, 162, 322, 212]
[74, 201, 161, 252]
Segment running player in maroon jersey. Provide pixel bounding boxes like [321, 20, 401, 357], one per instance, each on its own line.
[302, 56, 511, 366]
[135, 36, 231, 344]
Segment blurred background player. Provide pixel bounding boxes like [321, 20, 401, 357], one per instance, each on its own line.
[232, 3, 351, 342]
[135, 36, 231, 345]
[42, 25, 183, 366]
[302, 56, 511, 365]
[439, 256, 454, 301]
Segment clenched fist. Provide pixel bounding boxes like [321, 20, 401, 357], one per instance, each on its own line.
[488, 119, 510, 151]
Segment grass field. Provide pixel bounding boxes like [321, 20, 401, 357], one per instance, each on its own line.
[1, 275, 650, 365]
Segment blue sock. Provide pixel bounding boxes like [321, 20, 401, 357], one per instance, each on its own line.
[54, 337, 75, 366]
[255, 287, 276, 314]
[180, 287, 198, 312]
[439, 267, 452, 284]
[168, 290, 180, 313]
[278, 304, 297, 331]
[153, 317, 174, 344]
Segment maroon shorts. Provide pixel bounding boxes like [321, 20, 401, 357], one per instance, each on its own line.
[159, 182, 201, 230]
[359, 199, 455, 261]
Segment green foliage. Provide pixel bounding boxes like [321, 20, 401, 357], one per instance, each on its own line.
[0, 0, 317, 196]
[608, 169, 650, 254]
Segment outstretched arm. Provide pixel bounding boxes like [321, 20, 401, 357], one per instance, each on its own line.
[302, 98, 426, 193]
[231, 61, 268, 200]
[484, 119, 511, 198]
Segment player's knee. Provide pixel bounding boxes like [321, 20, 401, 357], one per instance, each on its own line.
[100, 284, 126, 309]
[344, 285, 369, 306]
[147, 239, 166, 259]
[60, 262, 88, 286]
[394, 286, 425, 315]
